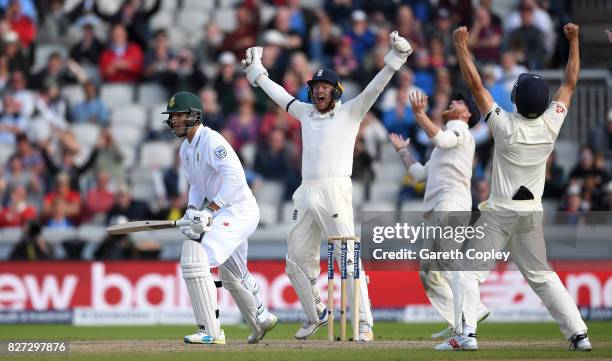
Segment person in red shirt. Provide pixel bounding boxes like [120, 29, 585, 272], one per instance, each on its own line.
[0, 184, 36, 227]
[42, 172, 81, 223]
[5, 0, 36, 49]
[83, 170, 115, 222]
[99, 23, 144, 82]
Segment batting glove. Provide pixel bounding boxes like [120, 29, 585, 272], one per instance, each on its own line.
[180, 225, 202, 240]
[241, 47, 268, 87]
[184, 208, 213, 234]
[385, 30, 413, 71]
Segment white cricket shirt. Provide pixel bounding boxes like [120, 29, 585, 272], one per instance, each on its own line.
[256, 66, 396, 180]
[408, 120, 475, 211]
[485, 101, 567, 208]
[180, 124, 253, 208]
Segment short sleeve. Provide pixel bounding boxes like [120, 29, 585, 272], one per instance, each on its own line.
[484, 102, 511, 139]
[542, 101, 568, 136]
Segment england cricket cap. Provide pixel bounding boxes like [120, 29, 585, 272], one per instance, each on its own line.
[512, 73, 550, 119]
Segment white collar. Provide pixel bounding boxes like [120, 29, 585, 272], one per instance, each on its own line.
[445, 119, 469, 129]
[187, 124, 204, 146]
[311, 100, 341, 116]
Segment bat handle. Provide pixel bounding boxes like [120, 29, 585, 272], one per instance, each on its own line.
[175, 219, 190, 227]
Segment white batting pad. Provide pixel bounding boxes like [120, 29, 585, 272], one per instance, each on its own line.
[180, 240, 221, 339]
[286, 257, 321, 324]
[219, 253, 271, 332]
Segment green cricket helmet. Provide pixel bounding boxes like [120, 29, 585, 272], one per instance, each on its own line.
[162, 91, 203, 135]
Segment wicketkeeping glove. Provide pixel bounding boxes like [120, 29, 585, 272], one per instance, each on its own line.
[385, 30, 413, 71]
[241, 46, 268, 87]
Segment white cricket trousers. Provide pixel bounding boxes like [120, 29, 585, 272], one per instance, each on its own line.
[462, 200, 587, 339]
[286, 177, 373, 327]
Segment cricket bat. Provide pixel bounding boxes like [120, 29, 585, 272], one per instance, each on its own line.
[106, 220, 191, 235]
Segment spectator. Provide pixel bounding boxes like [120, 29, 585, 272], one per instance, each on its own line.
[14, 133, 44, 178]
[288, 52, 312, 102]
[253, 128, 300, 199]
[309, 10, 341, 68]
[93, 127, 124, 180]
[507, 3, 547, 69]
[428, 8, 455, 66]
[269, 7, 303, 54]
[333, 36, 359, 80]
[439, 0, 473, 26]
[380, 68, 423, 112]
[143, 28, 174, 81]
[504, 0, 555, 58]
[83, 170, 115, 223]
[0, 55, 9, 91]
[9, 221, 54, 260]
[3, 153, 41, 197]
[499, 50, 527, 91]
[352, 135, 375, 190]
[428, 36, 447, 69]
[199, 87, 225, 131]
[0, 184, 36, 227]
[346, 10, 376, 63]
[36, 0, 70, 45]
[221, 2, 259, 59]
[70, 80, 110, 125]
[42, 172, 80, 223]
[107, 183, 152, 222]
[195, 22, 224, 70]
[358, 112, 387, 162]
[213, 51, 238, 114]
[589, 109, 612, 159]
[260, 31, 287, 83]
[4, 0, 36, 49]
[594, 181, 612, 211]
[225, 87, 260, 151]
[468, 5, 502, 63]
[396, 5, 425, 51]
[95, 215, 135, 259]
[0, 0, 37, 21]
[569, 146, 596, 183]
[160, 152, 187, 203]
[7, 70, 35, 118]
[46, 198, 74, 229]
[543, 150, 565, 199]
[99, 23, 144, 82]
[482, 64, 513, 112]
[93, 0, 161, 51]
[32, 83, 69, 141]
[41, 136, 100, 191]
[160, 47, 205, 94]
[2, 31, 28, 74]
[413, 51, 435, 96]
[259, 103, 301, 151]
[382, 86, 415, 138]
[0, 95, 27, 145]
[69, 22, 104, 65]
[557, 184, 586, 225]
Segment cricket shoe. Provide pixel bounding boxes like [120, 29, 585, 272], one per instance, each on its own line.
[184, 328, 226, 345]
[358, 321, 374, 342]
[294, 308, 328, 340]
[431, 306, 491, 340]
[569, 332, 592, 351]
[435, 334, 478, 351]
[248, 313, 278, 344]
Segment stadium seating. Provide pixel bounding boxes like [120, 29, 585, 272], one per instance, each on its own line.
[101, 84, 135, 109]
[137, 83, 169, 106]
[139, 141, 176, 169]
[71, 123, 101, 148]
[111, 105, 147, 128]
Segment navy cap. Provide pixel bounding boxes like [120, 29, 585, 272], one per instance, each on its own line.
[452, 92, 481, 128]
[512, 73, 550, 119]
[308, 68, 341, 88]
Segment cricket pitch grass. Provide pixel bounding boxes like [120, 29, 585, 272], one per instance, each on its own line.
[1, 321, 611, 360]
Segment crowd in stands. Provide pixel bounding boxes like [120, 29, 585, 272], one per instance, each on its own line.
[0, 0, 610, 260]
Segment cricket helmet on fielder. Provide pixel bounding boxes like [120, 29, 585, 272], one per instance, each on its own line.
[511, 73, 550, 119]
[162, 91, 203, 136]
[307, 68, 344, 101]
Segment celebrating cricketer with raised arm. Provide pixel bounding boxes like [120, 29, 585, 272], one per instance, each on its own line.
[241, 31, 413, 341]
[443, 24, 592, 351]
[163, 92, 277, 345]
[388, 90, 490, 343]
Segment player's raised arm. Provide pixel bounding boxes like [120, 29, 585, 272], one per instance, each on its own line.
[388, 133, 427, 182]
[453, 26, 493, 115]
[241, 47, 299, 115]
[553, 23, 580, 109]
[348, 31, 413, 119]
